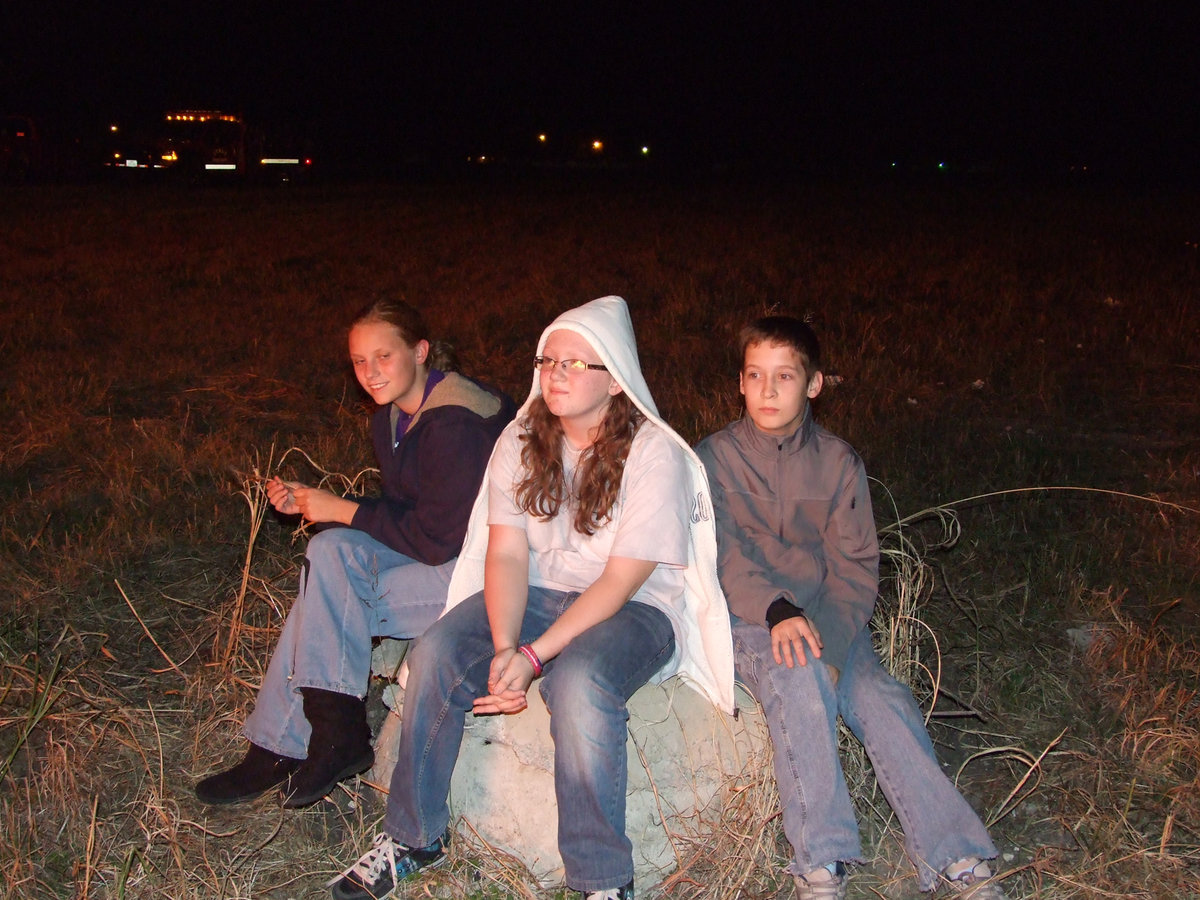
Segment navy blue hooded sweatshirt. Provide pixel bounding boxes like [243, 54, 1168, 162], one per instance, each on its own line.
[350, 370, 515, 565]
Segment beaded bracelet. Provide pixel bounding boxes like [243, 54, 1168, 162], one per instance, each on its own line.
[518, 644, 544, 677]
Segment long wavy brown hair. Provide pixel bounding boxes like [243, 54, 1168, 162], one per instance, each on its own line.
[514, 391, 645, 536]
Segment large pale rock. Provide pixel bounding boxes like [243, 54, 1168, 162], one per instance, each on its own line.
[369, 639, 767, 894]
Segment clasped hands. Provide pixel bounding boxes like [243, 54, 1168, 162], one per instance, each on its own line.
[473, 646, 538, 715]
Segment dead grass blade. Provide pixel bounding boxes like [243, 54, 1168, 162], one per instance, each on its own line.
[116, 579, 186, 679]
[0, 651, 64, 783]
[953, 728, 1066, 828]
[221, 448, 278, 665]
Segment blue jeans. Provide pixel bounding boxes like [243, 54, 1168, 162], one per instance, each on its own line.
[732, 619, 997, 891]
[384, 588, 676, 892]
[243, 527, 454, 759]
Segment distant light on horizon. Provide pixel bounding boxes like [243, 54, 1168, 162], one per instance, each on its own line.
[641, 146, 649, 155]
[592, 140, 603, 152]
[164, 111, 241, 124]
[538, 133, 547, 143]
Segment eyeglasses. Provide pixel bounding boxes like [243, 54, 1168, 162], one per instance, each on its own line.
[533, 356, 608, 374]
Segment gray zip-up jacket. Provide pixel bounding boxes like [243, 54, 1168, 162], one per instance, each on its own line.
[695, 408, 879, 672]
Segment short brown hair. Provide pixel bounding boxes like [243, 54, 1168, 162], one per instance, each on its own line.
[738, 315, 821, 375]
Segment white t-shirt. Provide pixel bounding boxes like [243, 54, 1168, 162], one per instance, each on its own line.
[487, 421, 690, 637]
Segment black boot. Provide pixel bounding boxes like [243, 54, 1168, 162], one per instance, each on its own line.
[281, 687, 374, 809]
[195, 743, 302, 805]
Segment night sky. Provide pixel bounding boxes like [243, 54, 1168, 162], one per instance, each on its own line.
[4, 3, 1198, 178]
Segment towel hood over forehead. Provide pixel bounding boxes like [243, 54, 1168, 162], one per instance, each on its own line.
[521, 295, 659, 420]
[443, 293, 736, 714]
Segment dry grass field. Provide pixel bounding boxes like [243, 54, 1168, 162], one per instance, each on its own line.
[2, 175, 1198, 898]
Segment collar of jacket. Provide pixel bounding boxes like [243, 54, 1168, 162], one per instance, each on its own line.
[736, 403, 815, 456]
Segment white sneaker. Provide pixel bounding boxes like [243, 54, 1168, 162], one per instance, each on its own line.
[580, 880, 633, 900]
[944, 858, 1009, 899]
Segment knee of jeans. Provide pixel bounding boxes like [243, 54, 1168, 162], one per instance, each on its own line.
[406, 625, 462, 684]
[544, 691, 623, 757]
[763, 660, 829, 714]
[541, 657, 620, 723]
[304, 529, 354, 569]
[839, 663, 907, 724]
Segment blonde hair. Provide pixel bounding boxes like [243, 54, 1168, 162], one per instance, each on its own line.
[351, 298, 459, 372]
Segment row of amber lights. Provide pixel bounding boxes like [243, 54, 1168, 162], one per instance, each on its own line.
[165, 112, 243, 123]
[108, 112, 241, 136]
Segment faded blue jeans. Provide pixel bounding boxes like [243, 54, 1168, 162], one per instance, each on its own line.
[732, 618, 997, 892]
[384, 587, 676, 893]
[243, 527, 454, 759]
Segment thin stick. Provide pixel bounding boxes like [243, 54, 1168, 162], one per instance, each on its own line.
[222, 448, 276, 664]
[886, 485, 1200, 531]
[115, 579, 184, 679]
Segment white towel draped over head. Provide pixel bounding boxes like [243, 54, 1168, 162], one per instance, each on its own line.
[446, 295, 735, 714]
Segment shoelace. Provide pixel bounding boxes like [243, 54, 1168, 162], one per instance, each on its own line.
[584, 891, 623, 900]
[326, 833, 397, 888]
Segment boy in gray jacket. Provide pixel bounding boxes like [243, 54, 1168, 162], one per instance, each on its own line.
[695, 316, 1007, 900]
